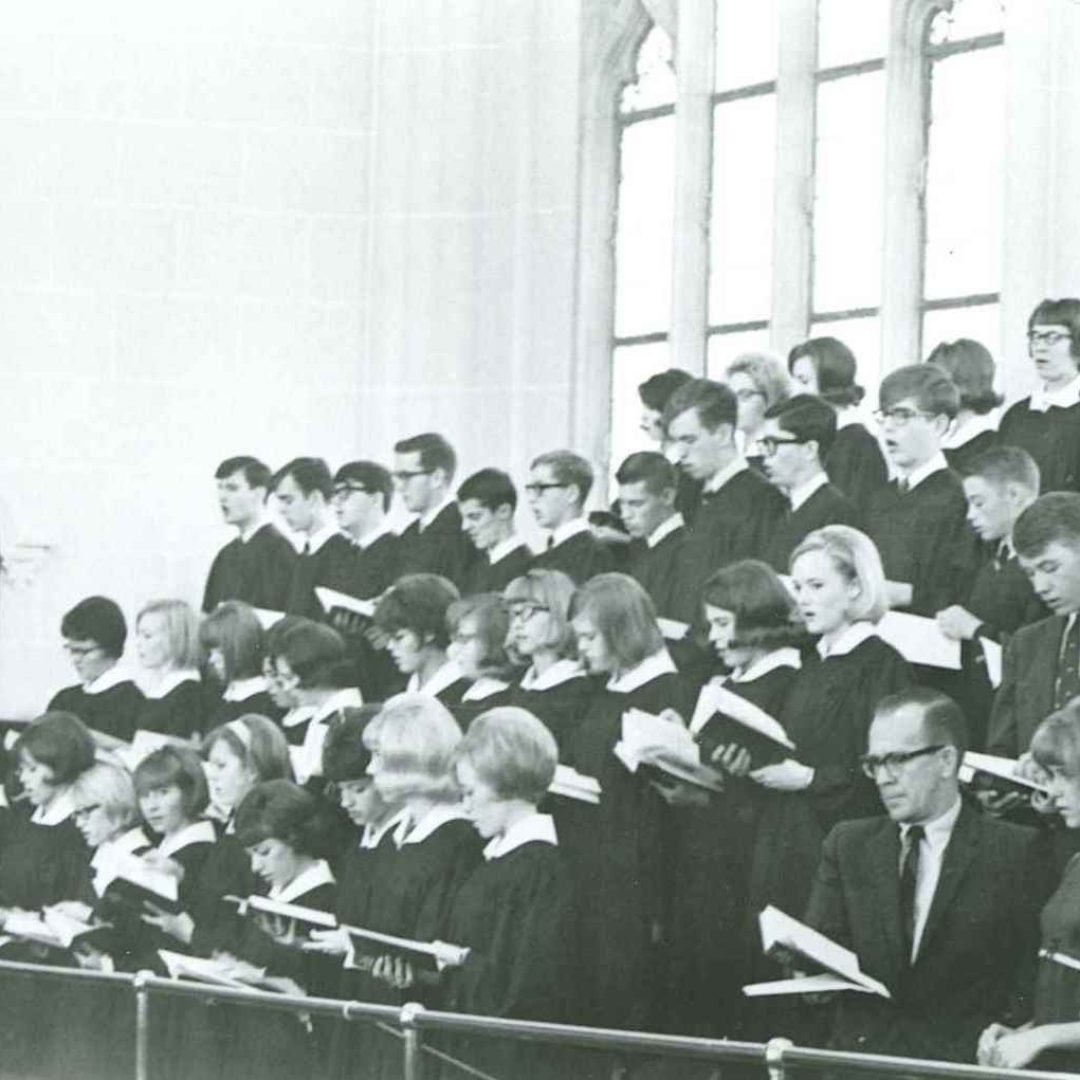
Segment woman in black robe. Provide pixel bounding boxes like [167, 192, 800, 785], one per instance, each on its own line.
[928, 338, 1002, 476]
[445, 593, 520, 730]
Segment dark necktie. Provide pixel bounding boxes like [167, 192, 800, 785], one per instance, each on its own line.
[302, 540, 311, 556]
[899, 824, 924, 963]
[546, 534, 555, 552]
[1055, 618, 1080, 708]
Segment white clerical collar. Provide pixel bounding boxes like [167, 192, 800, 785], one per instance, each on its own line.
[140, 668, 200, 700]
[84, 665, 135, 695]
[361, 807, 410, 850]
[158, 819, 217, 858]
[354, 519, 395, 550]
[223, 675, 267, 702]
[902, 793, 962, 845]
[734, 647, 802, 683]
[1030, 375, 1080, 413]
[816, 620, 878, 660]
[462, 677, 511, 702]
[489, 535, 529, 564]
[482, 813, 557, 861]
[239, 515, 270, 543]
[900, 451, 949, 492]
[419, 495, 455, 531]
[520, 658, 586, 691]
[269, 858, 335, 903]
[646, 513, 685, 549]
[281, 704, 318, 729]
[31, 786, 77, 826]
[394, 803, 469, 847]
[606, 649, 677, 693]
[549, 517, 590, 548]
[303, 522, 341, 555]
[407, 658, 465, 698]
[312, 687, 363, 723]
[703, 456, 748, 495]
[942, 411, 999, 449]
[788, 472, 830, 512]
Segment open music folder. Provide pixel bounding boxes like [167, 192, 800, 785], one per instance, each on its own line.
[615, 708, 725, 792]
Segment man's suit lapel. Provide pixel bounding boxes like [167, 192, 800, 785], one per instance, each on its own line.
[1033, 616, 1066, 718]
[869, 822, 905, 978]
[914, 804, 979, 965]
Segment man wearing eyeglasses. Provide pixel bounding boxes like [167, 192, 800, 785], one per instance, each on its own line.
[999, 299, 1080, 496]
[392, 432, 476, 591]
[864, 364, 978, 616]
[804, 687, 1046, 1063]
[759, 394, 859, 572]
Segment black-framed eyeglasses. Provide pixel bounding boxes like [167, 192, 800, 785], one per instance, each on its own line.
[524, 482, 570, 496]
[506, 603, 550, 623]
[332, 484, 370, 500]
[760, 435, 806, 457]
[873, 407, 935, 428]
[859, 745, 945, 779]
[1027, 329, 1072, 346]
[63, 643, 104, 658]
[392, 469, 432, 482]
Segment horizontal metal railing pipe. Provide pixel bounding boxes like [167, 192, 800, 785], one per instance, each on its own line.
[0, 955, 135, 987]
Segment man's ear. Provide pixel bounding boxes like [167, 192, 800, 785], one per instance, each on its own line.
[660, 486, 677, 509]
[495, 503, 514, 523]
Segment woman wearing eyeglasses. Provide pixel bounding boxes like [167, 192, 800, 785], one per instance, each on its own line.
[445, 593, 521, 729]
[999, 298, 1080, 494]
[502, 570, 597, 754]
[726, 351, 791, 472]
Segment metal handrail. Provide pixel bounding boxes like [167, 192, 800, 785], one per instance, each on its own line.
[0, 956, 1072, 1080]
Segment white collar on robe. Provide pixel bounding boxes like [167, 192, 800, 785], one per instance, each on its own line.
[302, 522, 341, 555]
[942, 410, 999, 449]
[354, 519, 395, 549]
[419, 495, 455, 531]
[816, 620, 878, 660]
[646, 513, 685, 549]
[157, 819, 217, 858]
[140, 668, 200, 700]
[549, 517, 590, 548]
[520, 658, 586, 691]
[788, 472, 830, 512]
[407, 658, 464, 698]
[703, 456, 748, 494]
[238, 514, 271, 543]
[91, 826, 150, 872]
[835, 406, 867, 430]
[900, 451, 949, 492]
[482, 813, 557, 861]
[311, 687, 363, 722]
[361, 807, 410, 850]
[462, 677, 511, 702]
[488, 535, 530, 564]
[32, 786, 77, 826]
[223, 675, 267, 702]
[84, 665, 135, 695]
[606, 649, 677, 693]
[734, 647, 802, 683]
[282, 704, 319, 729]
[269, 858, 335, 902]
[394, 803, 469, 847]
[1030, 375, 1080, 412]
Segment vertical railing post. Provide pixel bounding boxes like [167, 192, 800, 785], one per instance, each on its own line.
[765, 1037, 793, 1080]
[400, 1001, 426, 1080]
[133, 970, 153, 1080]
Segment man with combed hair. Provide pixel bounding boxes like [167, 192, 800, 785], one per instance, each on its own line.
[202, 456, 296, 614]
[332, 460, 399, 600]
[805, 687, 1046, 1062]
[393, 432, 477, 590]
[457, 468, 532, 595]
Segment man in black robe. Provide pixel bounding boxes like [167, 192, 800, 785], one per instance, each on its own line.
[202, 456, 296, 614]
[457, 468, 532, 596]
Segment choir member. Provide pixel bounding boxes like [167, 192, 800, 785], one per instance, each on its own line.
[393, 432, 477, 590]
[980, 701, 1080, 1072]
[616, 451, 695, 625]
[746, 527, 912, 931]
[864, 364, 978, 615]
[663, 378, 787, 594]
[48, 596, 142, 744]
[787, 336, 888, 513]
[373, 574, 469, 705]
[133, 599, 209, 740]
[262, 614, 315, 726]
[527, 450, 615, 584]
[446, 593, 519, 727]
[199, 601, 283, 729]
[202, 456, 297, 615]
[759, 394, 860, 572]
[559, 573, 695, 1030]
[502, 569, 596, 753]
[637, 368, 701, 524]
[273, 457, 355, 619]
[999, 298, 1080, 494]
[725, 350, 791, 470]
[928, 338, 1002, 474]
[457, 468, 533, 595]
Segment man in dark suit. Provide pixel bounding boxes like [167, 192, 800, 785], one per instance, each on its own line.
[987, 492, 1080, 758]
[805, 687, 1046, 1063]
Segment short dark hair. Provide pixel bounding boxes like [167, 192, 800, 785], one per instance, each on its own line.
[615, 451, 677, 496]
[764, 393, 838, 459]
[963, 445, 1040, 493]
[215, 456, 272, 491]
[199, 601, 265, 682]
[1029, 298, 1080, 361]
[638, 369, 693, 412]
[662, 378, 738, 435]
[458, 468, 517, 513]
[530, 450, 594, 506]
[133, 746, 210, 820]
[873, 686, 968, 760]
[701, 560, 804, 650]
[61, 596, 127, 658]
[234, 779, 335, 858]
[394, 433, 457, 481]
[374, 574, 460, 648]
[925, 339, 1002, 415]
[321, 708, 376, 782]
[276, 621, 353, 689]
[879, 363, 959, 419]
[787, 338, 864, 408]
[15, 712, 95, 785]
[1014, 493, 1080, 559]
[273, 457, 333, 500]
[334, 461, 393, 513]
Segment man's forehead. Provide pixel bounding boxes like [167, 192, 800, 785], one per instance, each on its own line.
[618, 480, 650, 501]
[459, 499, 489, 518]
[395, 450, 422, 468]
[868, 705, 925, 749]
[530, 464, 557, 483]
[1019, 540, 1080, 568]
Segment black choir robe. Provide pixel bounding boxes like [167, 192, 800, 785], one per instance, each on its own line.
[48, 674, 144, 743]
[351, 529, 400, 599]
[204, 685, 284, 733]
[136, 675, 213, 740]
[943, 424, 998, 476]
[825, 421, 888, 514]
[505, 660, 599, 756]
[202, 522, 296, 614]
[625, 519, 696, 625]
[286, 531, 358, 620]
[449, 677, 517, 732]
[460, 541, 533, 597]
[864, 468, 979, 616]
[999, 394, 1080, 494]
[531, 526, 616, 586]
[396, 502, 478, 591]
[556, 653, 696, 1031]
[763, 481, 861, 573]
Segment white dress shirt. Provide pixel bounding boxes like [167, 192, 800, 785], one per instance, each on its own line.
[901, 795, 963, 962]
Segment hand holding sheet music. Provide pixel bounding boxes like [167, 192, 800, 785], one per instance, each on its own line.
[690, 683, 796, 768]
[876, 611, 961, 670]
[615, 708, 725, 793]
